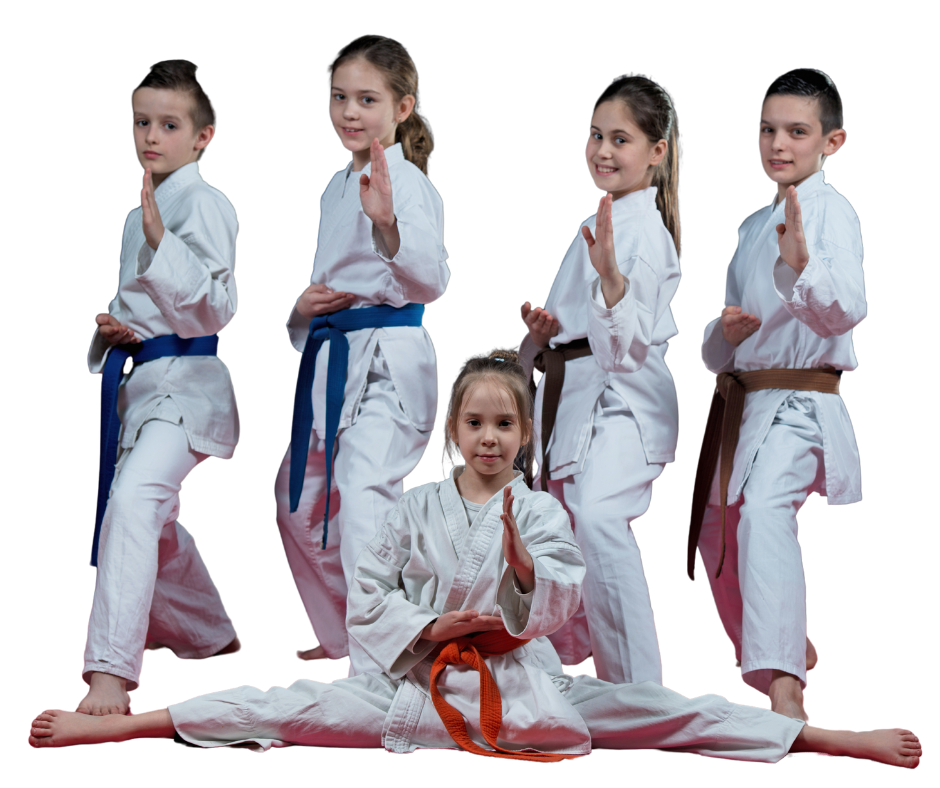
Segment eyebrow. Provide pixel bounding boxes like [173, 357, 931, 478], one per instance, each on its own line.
[760, 119, 812, 128]
[463, 412, 517, 420]
[331, 85, 380, 94]
[591, 125, 631, 135]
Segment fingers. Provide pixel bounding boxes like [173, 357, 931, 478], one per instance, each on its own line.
[721, 306, 742, 318]
[453, 610, 480, 622]
[581, 225, 596, 247]
[521, 302, 531, 320]
[359, 173, 371, 189]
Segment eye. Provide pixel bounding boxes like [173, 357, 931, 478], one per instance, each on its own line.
[792, 128, 806, 135]
[361, 96, 375, 105]
[760, 125, 773, 134]
[499, 419, 513, 428]
[467, 418, 481, 427]
[165, 123, 176, 131]
[333, 92, 345, 101]
[136, 119, 149, 127]
[592, 132, 602, 140]
[615, 136, 626, 145]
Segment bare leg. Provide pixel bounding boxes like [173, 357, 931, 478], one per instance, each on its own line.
[743, 639, 815, 670]
[768, 670, 807, 721]
[76, 672, 130, 716]
[29, 709, 174, 748]
[791, 725, 921, 768]
[298, 645, 327, 661]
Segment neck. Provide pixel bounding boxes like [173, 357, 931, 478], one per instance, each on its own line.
[455, 465, 516, 505]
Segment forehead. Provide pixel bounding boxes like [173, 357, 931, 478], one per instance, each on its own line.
[460, 377, 517, 416]
[132, 87, 195, 122]
[331, 57, 390, 93]
[591, 99, 642, 134]
[761, 94, 823, 130]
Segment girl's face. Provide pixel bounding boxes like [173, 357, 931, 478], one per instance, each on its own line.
[133, 88, 212, 186]
[329, 58, 415, 171]
[586, 100, 666, 200]
[453, 379, 527, 486]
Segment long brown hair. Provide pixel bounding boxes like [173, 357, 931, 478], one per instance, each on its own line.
[594, 75, 680, 254]
[444, 350, 535, 487]
[330, 35, 433, 174]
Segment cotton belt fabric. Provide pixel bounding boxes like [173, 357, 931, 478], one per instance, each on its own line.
[687, 367, 842, 579]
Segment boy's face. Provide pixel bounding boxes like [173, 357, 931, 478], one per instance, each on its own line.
[330, 58, 413, 170]
[759, 95, 845, 194]
[132, 88, 212, 183]
[586, 100, 666, 201]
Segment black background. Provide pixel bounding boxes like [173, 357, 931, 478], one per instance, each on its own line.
[22, 21, 935, 776]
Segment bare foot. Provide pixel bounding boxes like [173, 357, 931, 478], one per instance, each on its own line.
[29, 708, 175, 748]
[212, 636, 241, 656]
[768, 670, 807, 721]
[734, 635, 819, 671]
[792, 726, 921, 768]
[77, 672, 130, 716]
[30, 709, 123, 747]
[297, 645, 327, 661]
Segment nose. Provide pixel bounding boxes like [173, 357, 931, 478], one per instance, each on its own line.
[343, 102, 358, 120]
[481, 426, 498, 446]
[145, 124, 159, 145]
[771, 131, 787, 152]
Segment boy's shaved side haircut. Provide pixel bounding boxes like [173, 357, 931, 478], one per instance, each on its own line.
[765, 68, 843, 134]
[136, 60, 215, 159]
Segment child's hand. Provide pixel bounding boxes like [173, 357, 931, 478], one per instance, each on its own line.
[421, 610, 505, 642]
[720, 306, 761, 346]
[359, 138, 395, 228]
[581, 193, 625, 307]
[96, 313, 140, 346]
[776, 185, 810, 274]
[141, 169, 165, 251]
[501, 486, 535, 594]
[296, 284, 356, 319]
[521, 302, 559, 349]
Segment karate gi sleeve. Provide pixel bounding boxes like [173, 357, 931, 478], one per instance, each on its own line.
[587, 254, 664, 373]
[285, 305, 309, 352]
[497, 494, 585, 639]
[701, 250, 743, 374]
[135, 194, 238, 337]
[371, 170, 450, 304]
[772, 232, 866, 337]
[347, 507, 441, 680]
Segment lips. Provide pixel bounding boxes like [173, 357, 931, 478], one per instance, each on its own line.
[477, 454, 501, 463]
[342, 127, 364, 135]
[595, 164, 618, 175]
[144, 151, 160, 160]
[769, 159, 792, 169]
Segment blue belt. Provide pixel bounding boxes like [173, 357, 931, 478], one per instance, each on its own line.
[289, 304, 424, 548]
[92, 333, 219, 567]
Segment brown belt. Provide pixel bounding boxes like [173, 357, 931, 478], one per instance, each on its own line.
[533, 339, 594, 491]
[687, 368, 842, 580]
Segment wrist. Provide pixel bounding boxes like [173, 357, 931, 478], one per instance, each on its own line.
[373, 215, 397, 233]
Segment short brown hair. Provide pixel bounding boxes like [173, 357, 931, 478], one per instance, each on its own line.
[444, 349, 535, 487]
[135, 60, 215, 159]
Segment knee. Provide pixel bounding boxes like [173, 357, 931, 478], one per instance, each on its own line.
[108, 471, 175, 516]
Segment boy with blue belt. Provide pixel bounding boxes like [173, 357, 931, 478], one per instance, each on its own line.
[79, 60, 240, 716]
[690, 69, 866, 722]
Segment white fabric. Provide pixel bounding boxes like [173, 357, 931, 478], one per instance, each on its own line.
[700, 170, 865, 506]
[697, 395, 826, 694]
[169, 471, 803, 761]
[285, 143, 449, 438]
[87, 162, 239, 458]
[84, 420, 235, 690]
[545, 389, 664, 684]
[275, 350, 428, 673]
[521, 186, 680, 476]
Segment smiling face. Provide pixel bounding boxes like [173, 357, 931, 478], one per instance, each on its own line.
[759, 94, 846, 201]
[586, 100, 667, 200]
[329, 58, 414, 172]
[132, 88, 212, 186]
[452, 378, 528, 492]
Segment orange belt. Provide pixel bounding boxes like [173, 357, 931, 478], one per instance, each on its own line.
[429, 629, 580, 762]
[687, 368, 842, 580]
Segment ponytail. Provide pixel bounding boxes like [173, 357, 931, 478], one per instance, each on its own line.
[594, 75, 681, 254]
[396, 110, 433, 175]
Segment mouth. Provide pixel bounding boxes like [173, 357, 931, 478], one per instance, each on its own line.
[341, 127, 364, 135]
[594, 164, 618, 176]
[143, 151, 160, 160]
[477, 454, 501, 464]
[768, 159, 792, 169]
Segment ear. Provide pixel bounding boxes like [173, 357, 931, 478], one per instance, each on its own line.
[649, 138, 668, 168]
[395, 94, 416, 125]
[194, 124, 215, 152]
[823, 128, 846, 157]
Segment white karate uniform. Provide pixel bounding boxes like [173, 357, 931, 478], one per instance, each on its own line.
[521, 186, 680, 684]
[84, 162, 239, 689]
[275, 143, 449, 671]
[169, 471, 804, 761]
[696, 170, 866, 693]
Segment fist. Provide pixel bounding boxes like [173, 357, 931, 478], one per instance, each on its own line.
[720, 306, 760, 347]
[296, 284, 355, 319]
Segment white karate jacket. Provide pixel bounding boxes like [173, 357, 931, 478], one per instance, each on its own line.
[523, 186, 680, 479]
[287, 143, 449, 437]
[347, 470, 591, 755]
[87, 162, 239, 458]
[701, 170, 866, 505]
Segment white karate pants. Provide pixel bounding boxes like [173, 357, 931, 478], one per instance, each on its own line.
[168, 673, 803, 761]
[84, 419, 235, 690]
[544, 390, 664, 685]
[275, 351, 429, 674]
[697, 394, 825, 694]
